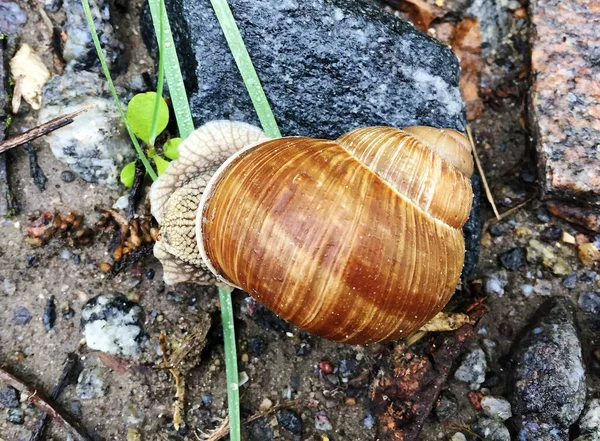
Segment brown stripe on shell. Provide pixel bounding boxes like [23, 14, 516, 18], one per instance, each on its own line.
[200, 135, 467, 343]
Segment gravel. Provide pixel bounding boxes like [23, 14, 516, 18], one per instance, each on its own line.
[578, 292, 600, 314]
[0, 386, 20, 408]
[480, 396, 512, 421]
[277, 408, 302, 435]
[76, 368, 107, 399]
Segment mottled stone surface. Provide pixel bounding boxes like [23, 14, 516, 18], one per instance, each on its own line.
[145, 0, 466, 139]
[38, 71, 135, 188]
[510, 298, 586, 441]
[530, 0, 600, 206]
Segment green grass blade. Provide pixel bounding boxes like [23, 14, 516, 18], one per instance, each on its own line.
[218, 285, 240, 441]
[148, 0, 195, 140]
[81, 0, 157, 181]
[148, 0, 166, 147]
[209, 0, 281, 138]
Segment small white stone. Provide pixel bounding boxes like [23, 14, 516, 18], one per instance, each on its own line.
[259, 398, 273, 412]
[481, 396, 512, 421]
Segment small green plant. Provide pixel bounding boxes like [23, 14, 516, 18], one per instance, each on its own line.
[119, 91, 182, 187]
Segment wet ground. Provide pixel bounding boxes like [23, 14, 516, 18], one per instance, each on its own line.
[1, 0, 599, 440]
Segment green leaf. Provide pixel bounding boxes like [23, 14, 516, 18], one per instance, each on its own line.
[163, 138, 182, 160]
[120, 161, 137, 188]
[126, 92, 169, 145]
[154, 156, 170, 176]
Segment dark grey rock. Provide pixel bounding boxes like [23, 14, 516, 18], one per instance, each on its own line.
[339, 359, 359, 378]
[0, 386, 20, 408]
[76, 369, 106, 399]
[247, 336, 266, 357]
[12, 306, 32, 325]
[434, 391, 458, 421]
[562, 272, 578, 289]
[0, 2, 26, 35]
[61, 0, 122, 71]
[463, 174, 482, 276]
[39, 71, 135, 189]
[578, 292, 600, 314]
[510, 298, 586, 441]
[145, 0, 465, 139]
[498, 247, 526, 271]
[43, 295, 57, 331]
[7, 408, 24, 424]
[471, 417, 510, 441]
[277, 408, 302, 435]
[536, 207, 551, 223]
[80, 292, 145, 356]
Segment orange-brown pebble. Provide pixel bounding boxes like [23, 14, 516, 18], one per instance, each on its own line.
[578, 243, 600, 266]
[99, 262, 112, 273]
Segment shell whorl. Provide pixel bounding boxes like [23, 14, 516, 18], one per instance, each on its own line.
[197, 126, 474, 343]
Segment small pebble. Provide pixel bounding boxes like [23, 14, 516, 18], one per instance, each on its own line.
[25, 255, 36, 268]
[13, 306, 32, 325]
[60, 170, 76, 182]
[296, 342, 310, 356]
[247, 336, 266, 356]
[0, 386, 20, 408]
[562, 231, 576, 244]
[562, 272, 578, 289]
[498, 248, 526, 271]
[579, 243, 600, 266]
[520, 284, 533, 297]
[318, 360, 333, 374]
[362, 414, 375, 429]
[43, 295, 57, 331]
[578, 292, 600, 314]
[144, 268, 155, 280]
[259, 398, 273, 411]
[62, 306, 75, 319]
[3, 278, 16, 295]
[201, 393, 213, 407]
[578, 398, 600, 436]
[72, 254, 81, 264]
[454, 347, 487, 388]
[7, 408, 24, 424]
[59, 249, 72, 260]
[76, 369, 106, 399]
[480, 396, 512, 421]
[277, 409, 302, 435]
[314, 411, 333, 431]
[540, 225, 562, 243]
[489, 223, 507, 237]
[126, 429, 141, 441]
[450, 433, 467, 441]
[535, 207, 550, 223]
[484, 271, 508, 297]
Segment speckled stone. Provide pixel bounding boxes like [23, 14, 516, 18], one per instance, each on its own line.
[529, 0, 600, 206]
[510, 298, 586, 440]
[144, 0, 466, 139]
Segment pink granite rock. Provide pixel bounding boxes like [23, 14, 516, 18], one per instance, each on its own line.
[530, 0, 600, 206]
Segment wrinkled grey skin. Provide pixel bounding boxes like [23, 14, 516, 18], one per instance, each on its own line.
[510, 298, 586, 441]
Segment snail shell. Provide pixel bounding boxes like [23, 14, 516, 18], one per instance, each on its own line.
[150, 121, 473, 344]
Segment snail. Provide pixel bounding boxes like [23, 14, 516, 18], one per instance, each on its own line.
[150, 120, 474, 344]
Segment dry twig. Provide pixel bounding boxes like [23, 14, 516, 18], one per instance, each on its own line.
[29, 353, 81, 441]
[0, 363, 90, 441]
[467, 125, 500, 219]
[0, 106, 91, 154]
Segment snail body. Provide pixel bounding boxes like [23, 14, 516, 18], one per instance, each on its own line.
[150, 121, 473, 344]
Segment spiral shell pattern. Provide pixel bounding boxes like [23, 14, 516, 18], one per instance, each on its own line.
[198, 126, 473, 343]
